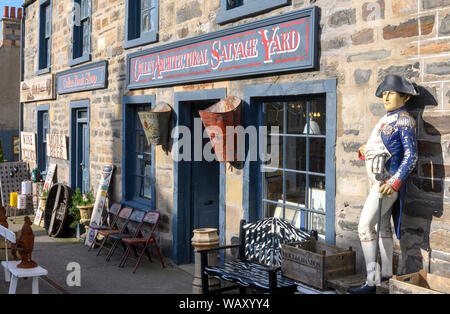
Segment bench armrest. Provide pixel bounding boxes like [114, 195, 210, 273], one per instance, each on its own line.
[197, 244, 242, 254]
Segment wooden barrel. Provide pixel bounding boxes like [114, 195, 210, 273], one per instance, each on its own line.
[44, 184, 74, 238]
[138, 102, 172, 146]
[199, 96, 242, 162]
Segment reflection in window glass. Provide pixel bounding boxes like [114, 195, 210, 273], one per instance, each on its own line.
[135, 104, 153, 200]
[262, 97, 327, 239]
[227, 0, 244, 9]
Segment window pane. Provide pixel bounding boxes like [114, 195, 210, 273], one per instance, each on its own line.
[265, 102, 283, 134]
[308, 98, 326, 135]
[45, 5, 51, 37]
[227, 0, 244, 9]
[285, 172, 306, 207]
[78, 110, 88, 119]
[286, 101, 307, 134]
[264, 171, 283, 203]
[309, 138, 325, 173]
[82, 21, 90, 55]
[81, 0, 89, 19]
[285, 136, 306, 171]
[262, 135, 282, 168]
[308, 176, 325, 211]
[141, 11, 150, 33]
[306, 212, 326, 239]
[141, 0, 151, 10]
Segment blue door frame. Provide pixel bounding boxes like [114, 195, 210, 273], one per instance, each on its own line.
[70, 99, 90, 192]
[173, 88, 227, 265]
[242, 78, 337, 244]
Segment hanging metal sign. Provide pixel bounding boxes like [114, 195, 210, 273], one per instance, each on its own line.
[56, 61, 108, 94]
[126, 7, 318, 89]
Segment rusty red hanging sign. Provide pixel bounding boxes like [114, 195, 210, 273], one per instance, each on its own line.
[126, 7, 318, 89]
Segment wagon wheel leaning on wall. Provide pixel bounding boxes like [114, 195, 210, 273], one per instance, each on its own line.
[44, 184, 73, 237]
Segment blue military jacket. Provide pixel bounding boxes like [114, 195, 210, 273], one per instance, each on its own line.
[380, 107, 418, 239]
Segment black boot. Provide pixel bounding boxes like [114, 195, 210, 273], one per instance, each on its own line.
[348, 281, 376, 294]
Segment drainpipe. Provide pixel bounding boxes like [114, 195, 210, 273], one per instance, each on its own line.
[19, 6, 25, 160]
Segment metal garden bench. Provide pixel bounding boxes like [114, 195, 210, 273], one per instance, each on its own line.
[199, 217, 314, 294]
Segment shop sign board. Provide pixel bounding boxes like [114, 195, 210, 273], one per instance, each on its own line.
[46, 134, 68, 160]
[56, 60, 108, 95]
[126, 7, 318, 89]
[20, 132, 36, 163]
[20, 73, 55, 103]
[85, 165, 114, 246]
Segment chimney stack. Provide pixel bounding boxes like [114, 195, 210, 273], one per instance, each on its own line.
[18, 8, 22, 20]
[3, 6, 9, 18]
[10, 7, 16, 19]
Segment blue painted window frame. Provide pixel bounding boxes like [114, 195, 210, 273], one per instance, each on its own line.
[243, 78, 337, 244]
[36, 105, 50, 175]
[69, 99, 90, 191]
[216, 0, 291, 24]
[124, 0, 159, 49]
[37, 0, 52, 75]
[69, 0, 92, 67]
[122, 95, 156, 211]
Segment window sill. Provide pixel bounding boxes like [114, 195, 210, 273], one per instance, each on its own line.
[216, 0, 290, 24]
[36, 67, 51, 76]
[123, 32, 158, 50]
[68, 54, 91, 67]
[121, 198, 154, 211]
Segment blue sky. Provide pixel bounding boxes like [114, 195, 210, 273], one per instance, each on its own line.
[0, 0, 24, 18]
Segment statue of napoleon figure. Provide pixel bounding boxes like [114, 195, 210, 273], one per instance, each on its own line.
[349, 74, 419, 294]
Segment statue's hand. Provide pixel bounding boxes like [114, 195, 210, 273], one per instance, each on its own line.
[359, 144, 366, 157]
[379, 183, 395, 195]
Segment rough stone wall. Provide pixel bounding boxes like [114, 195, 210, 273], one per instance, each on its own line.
[22, 0, 450, 270]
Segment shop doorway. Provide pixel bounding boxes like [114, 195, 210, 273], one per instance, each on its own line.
[173, 89, 227, 265]
[70, 100, 90, 193]
[190, 101, 220, 232]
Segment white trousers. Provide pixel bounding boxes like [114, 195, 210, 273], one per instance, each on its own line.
[358, 161, 398, 283]
[358, 162, 398, 242]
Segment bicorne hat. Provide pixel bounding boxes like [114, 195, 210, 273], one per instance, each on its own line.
[375, 74, 419, 98]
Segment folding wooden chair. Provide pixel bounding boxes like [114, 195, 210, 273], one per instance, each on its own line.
[96, 207, 133, 257]
[105, 209, 146, 262]
[88, 203, 123, 251]
[119, 211, 165, 273]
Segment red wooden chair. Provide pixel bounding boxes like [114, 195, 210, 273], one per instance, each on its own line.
[105, 209, 146, 262]
[119, 211, 165, 273]
[96, 207, 133, 257]
[88, 203, 122, 251]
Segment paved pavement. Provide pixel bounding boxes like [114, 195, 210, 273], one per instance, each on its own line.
[0, 216, 195, 294]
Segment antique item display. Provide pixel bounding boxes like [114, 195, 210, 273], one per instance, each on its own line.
[85, 165, 114, 247]
[199, 96, 242, 162]
[137, 102, 173, 146]
[0, 162, 30, 208]
[13, 216, 37, 268]
[349, 74, 419, 294]
[33, 164, 56, 226]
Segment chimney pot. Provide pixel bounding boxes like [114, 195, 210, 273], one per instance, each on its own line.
[10, 7, 16, 19]
[18, 8, 22, 20]
[3, 6, 9, 18]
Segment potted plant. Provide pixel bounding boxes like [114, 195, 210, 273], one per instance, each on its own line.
[69, 188, 94, 238]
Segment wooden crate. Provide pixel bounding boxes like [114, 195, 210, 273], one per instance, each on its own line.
[281, 239, 356, 290]
[389, 270, 450, 294]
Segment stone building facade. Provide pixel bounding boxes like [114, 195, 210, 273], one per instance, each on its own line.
[0, 7, 21, 162]
[21, 0, 449, 276]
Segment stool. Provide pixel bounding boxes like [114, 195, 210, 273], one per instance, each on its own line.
[1, 261, 48, 294]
